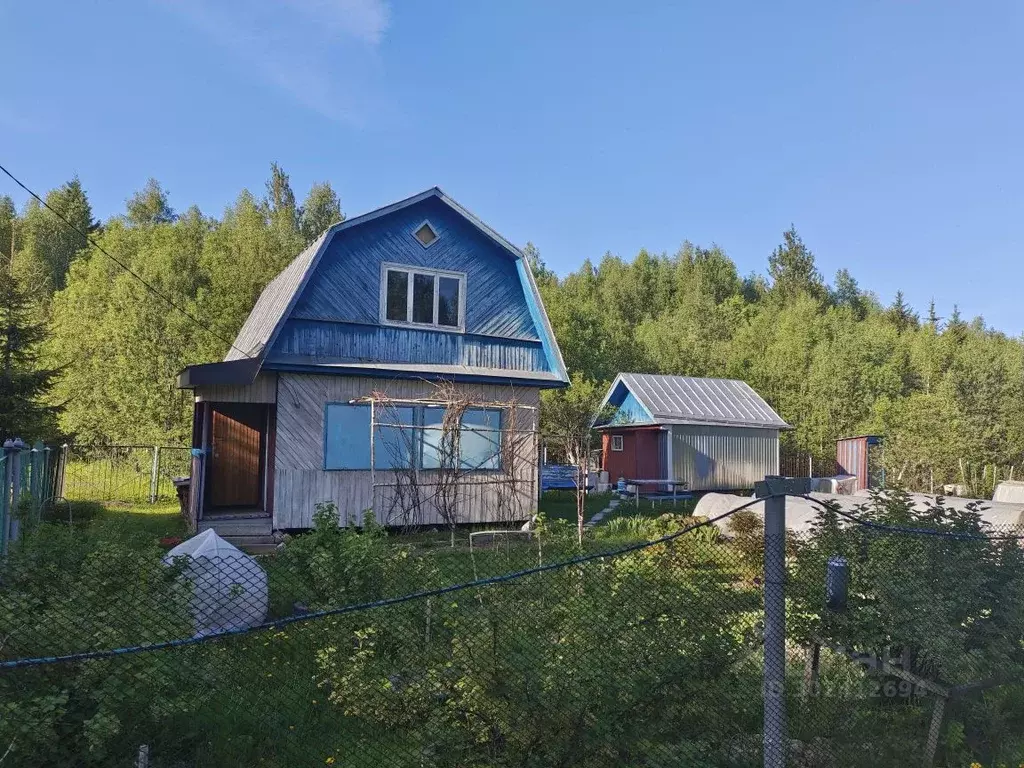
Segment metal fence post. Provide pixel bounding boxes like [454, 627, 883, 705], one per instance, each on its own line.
[149, 446, 161, 504]
[42, 446, 52, 503]
[763, 492, 787, 768]
[58, 443, 69, 499]
[31, 440, 44, 518]
[8, 438, 25, 546]
[1, 440, 14, 556]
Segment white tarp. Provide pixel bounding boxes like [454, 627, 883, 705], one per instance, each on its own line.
[164, 529, 268, 637]
[853, 489, 1024, 529]
[694, 490, 1024, 539]
[695, 492, 867, 537]
[809, 475, 858, 495]
[993, 481, 1024, 504]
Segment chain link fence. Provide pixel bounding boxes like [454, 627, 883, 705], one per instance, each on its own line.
[1, 492, 1023, 766]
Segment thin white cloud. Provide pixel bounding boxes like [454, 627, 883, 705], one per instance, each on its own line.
[156, 0, 390, 125]
[286, 0, 391, 45]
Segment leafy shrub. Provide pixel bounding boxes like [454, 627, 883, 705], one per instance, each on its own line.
[315, 528, 762, 767]
[272, 502, 433, 611]
[0, 518, 194, 765]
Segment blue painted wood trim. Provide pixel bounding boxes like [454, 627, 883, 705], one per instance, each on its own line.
[515, 258, 568, 382]
[265, 362, 566, 389]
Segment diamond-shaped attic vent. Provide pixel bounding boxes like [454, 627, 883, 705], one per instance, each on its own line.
[414, 221, 438, 247]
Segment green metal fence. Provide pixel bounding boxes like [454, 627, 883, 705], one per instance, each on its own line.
[1, 438, 62, 554]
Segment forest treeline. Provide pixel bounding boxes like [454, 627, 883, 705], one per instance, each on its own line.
[1, 167, 1022, 492]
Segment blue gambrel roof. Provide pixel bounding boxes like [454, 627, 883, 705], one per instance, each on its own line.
[216, 187, 568, 387]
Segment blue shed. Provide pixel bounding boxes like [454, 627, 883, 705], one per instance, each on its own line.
[178, 188, 567, 543]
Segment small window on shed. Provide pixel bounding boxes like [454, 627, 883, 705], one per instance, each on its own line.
[611, 435, 624, 452]
[413, 221, 438, 247]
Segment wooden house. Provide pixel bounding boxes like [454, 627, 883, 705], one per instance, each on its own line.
[178, 188, 567, 546]
[595, 373, 790, 492]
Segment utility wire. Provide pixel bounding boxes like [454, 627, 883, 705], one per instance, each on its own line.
[0, 162, 253, 359]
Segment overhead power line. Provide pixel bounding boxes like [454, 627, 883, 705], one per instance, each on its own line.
[0, 161, 252, 359]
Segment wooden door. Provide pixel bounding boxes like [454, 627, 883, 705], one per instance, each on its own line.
[207, 404, 265, 509]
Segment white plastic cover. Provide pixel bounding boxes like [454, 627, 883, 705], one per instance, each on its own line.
[163, 529, 269, 637]
[696, 490, 1024, 538]
[993, 481, 1024, 504]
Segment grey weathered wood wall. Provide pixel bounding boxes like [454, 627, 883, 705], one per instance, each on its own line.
[194, 373, 278, 404]
[273, 373, 540, 529]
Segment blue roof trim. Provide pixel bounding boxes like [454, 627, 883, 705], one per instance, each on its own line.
[516, 258, 568, 383]
[264, 363, 568, 389]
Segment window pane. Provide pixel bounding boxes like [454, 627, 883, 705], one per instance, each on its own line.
[325, 405, 371, 469]
[420, 407, 456, 470]
[412, 273, 435, 324]
[374, 406, 416, 470]
[460, 408, 502, 470]
[386, 270, 408, 322]
[438, 276, 460, 327]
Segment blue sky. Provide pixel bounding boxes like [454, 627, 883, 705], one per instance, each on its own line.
[2, 1, 1023, 333]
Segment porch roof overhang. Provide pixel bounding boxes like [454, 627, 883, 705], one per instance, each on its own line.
[176, 358, 262, 389]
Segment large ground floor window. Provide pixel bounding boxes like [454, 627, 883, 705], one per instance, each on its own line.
[324, 403, 502, 471]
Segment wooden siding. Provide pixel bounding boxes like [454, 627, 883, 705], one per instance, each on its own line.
[268, 319, 547, 370]
[601, 427, 664, 481]
[273, 373, 540, 529]
[287, 196, 540, 343]
[195, 373, 277, 404]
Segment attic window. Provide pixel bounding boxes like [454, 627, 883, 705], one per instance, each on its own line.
[381, 263, 465, 331]
[413, 221, 439, 248]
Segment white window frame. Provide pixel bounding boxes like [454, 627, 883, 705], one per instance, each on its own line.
[380, 262, 467, 333]
[611, 434, 624, 452]
[412, 219, 440, 248]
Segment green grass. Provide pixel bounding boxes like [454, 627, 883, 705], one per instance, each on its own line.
[56, 499, 186, 539]
[603, 494, 697, 523]
[536, 489, 614, 523]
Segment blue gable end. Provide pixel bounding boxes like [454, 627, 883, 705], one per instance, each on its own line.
[594, 379, 655, 426]
[250, 189, 567, 386]
[610, 390, 654, 425]
[287, 196, 539, 340]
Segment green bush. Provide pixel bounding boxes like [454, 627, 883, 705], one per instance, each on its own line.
[0, 519, 195, 765]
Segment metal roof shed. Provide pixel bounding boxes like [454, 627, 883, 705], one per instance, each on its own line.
[595, 373, 791, 491]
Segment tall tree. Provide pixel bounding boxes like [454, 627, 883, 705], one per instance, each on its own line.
[299, 181, 343, 243]
[767, 226, 826, 303]
[14, 178, 96, 301]
[0, 262, 57, 438]
[831, 268, 867, 319]
[886, 291, 918, 334]
[266, 162, 298, 233]
[0, 196, 15, 267]
[126, 179, 175, 225]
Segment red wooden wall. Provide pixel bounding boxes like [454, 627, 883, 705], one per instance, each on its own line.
[601, 427, 664, 481]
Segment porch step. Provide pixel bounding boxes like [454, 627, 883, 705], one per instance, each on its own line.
[198, 516, 278, 553]
[199, 516, 272, 537]
[222, 534, 279, 554]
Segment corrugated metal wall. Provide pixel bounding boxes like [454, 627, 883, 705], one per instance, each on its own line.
[670, 425, 779, 490]
[836, 437, 868, 491]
